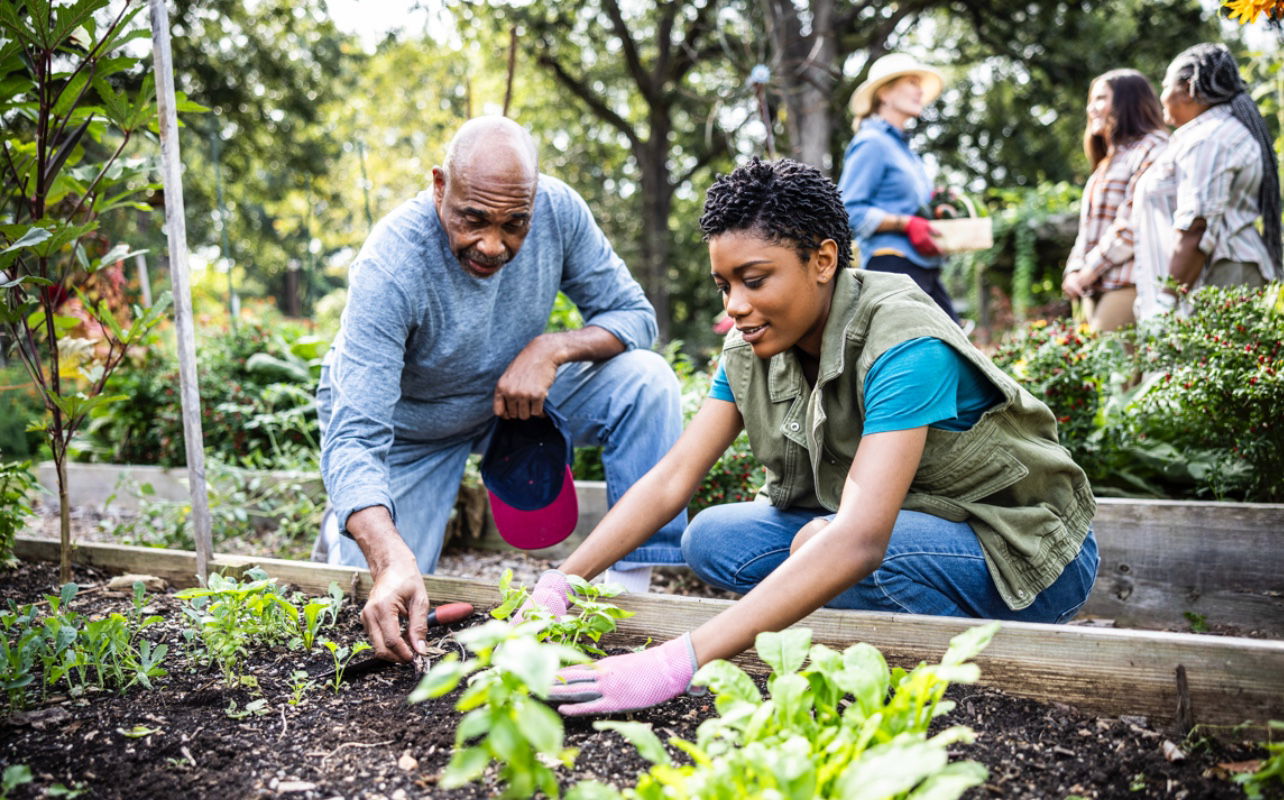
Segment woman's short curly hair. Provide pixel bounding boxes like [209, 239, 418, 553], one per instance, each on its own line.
[699, 157, 853, 272]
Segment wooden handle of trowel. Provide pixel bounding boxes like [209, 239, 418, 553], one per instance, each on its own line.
[427, 602, 474, 627]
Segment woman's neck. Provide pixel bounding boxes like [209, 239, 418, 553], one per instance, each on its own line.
[877, 108, 910, 131]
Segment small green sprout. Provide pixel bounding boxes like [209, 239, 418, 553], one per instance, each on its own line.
[321, 640, 371, 693]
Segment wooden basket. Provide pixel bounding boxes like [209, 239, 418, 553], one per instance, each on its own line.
[930, 194, 993, 254]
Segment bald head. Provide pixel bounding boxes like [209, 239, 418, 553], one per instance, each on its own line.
[442, 117, 538, 188]
[432, 118, 540, 279]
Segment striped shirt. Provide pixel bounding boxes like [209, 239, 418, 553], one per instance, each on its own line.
[1133, 104, 1274, 319]
[1065, 131, 1168, 292]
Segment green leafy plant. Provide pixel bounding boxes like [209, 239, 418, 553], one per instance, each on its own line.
[176, 568, 299, 687]
[0, 581, 166, 711]
[0, 764, 32, 800]
[86, 318, 325, 471]
[490, 569, 633, 656]
[409, 620, 588, 799]
[566, 623, 999, 800]
[225, 697, 270, 720]
[1131, 283, 1284, 501]
[0, 457, 37, 568]
[287, 669, 314, 706]
[0, 0, 197, 582]
[98, 459, 326, 560]
[1237, 720, 1284, 799]
[320, 639, 370, 694]
[176, 570, 344, 687]
[993, 283, 1284, 502]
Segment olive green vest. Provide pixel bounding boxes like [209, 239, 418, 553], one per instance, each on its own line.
[720, 269, 1096, 610]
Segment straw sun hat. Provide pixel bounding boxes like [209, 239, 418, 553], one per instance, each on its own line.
[848, 53, 944, 120]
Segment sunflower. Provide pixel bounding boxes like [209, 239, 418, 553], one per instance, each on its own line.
[1223, 0, 1283, 24]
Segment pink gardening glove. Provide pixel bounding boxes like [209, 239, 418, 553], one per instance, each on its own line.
[905, 215, 942, 257]
[513, 569, 572, 624]
[549, 633, 697, 716]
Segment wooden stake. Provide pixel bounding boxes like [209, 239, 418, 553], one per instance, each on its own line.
[148, 0, 213, 583]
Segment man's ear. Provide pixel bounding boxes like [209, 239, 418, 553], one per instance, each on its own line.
[431, 166, 447, 205]
[814, 239, 840, 283]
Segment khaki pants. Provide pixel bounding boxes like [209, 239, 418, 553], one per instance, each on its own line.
[1081, 286, 1136, 332]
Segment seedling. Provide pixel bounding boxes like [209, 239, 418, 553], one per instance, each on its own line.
[1236, 720, 1284, 799]
[409, 620, 588, 799]
[321, 640, 371, 693]
[0, 765, 32, 800]
[287, 669, 314, 706]
[491, 569, 634, 656]
[1, 582, 167, 710]
[564, 622, 1001, 800]
[225, 698, 272, 720]
[177, 569, 301, 686]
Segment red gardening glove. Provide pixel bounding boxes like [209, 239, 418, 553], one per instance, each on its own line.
[905, 216, 942, 257]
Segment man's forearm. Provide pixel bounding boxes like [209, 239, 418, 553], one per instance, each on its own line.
[1168, 219, 1208, 289]
[347, 505, 414, 574]
[536, 325, 626, 366]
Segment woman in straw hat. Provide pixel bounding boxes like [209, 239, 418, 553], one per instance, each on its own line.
[837, 53, 957, 321]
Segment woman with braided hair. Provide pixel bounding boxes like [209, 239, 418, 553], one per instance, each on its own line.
[1133, 43, 1282, 320]
[519, 158, 1098, 717]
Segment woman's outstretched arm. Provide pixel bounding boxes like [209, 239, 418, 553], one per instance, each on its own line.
[557, 397, 744, 582]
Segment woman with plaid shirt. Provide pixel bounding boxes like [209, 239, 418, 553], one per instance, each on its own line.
[1063, 69, 1169, 332]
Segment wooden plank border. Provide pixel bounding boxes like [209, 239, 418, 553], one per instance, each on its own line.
[15, 536, 1283, 730]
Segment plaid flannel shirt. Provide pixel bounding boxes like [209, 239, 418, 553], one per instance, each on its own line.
[1065, 131, 1169, 292]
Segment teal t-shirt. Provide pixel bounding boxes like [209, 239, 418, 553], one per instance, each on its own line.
[708, 337, 1003, 433]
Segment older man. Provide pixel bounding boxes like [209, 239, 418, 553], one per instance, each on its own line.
[316, 117, 685, 661]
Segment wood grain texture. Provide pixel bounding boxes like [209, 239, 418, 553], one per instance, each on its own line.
[16, 536, 1282, 730]
[1086, 498, 1284, 635]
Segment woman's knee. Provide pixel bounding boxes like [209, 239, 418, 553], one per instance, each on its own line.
[790, 517, 829, 554]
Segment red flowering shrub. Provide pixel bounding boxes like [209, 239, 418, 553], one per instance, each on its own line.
[1131, 284, 1284, 501]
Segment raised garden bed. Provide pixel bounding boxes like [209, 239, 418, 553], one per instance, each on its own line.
[40, 462, 1284, 636]
[1, 552, 1277, 800]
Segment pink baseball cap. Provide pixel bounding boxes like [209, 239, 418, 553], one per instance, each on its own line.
[481, 406, 579, 550]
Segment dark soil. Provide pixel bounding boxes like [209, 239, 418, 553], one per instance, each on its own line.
[0, 561, 1273, 800]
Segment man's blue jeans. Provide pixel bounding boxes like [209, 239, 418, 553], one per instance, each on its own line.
[681, 503, 1098, 623]
[319, 349, 687, 573]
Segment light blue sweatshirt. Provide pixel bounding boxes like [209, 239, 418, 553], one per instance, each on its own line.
[318, 175, 657, 530]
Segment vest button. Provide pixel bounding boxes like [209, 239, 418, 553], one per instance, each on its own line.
[1017, 590, 1027, 598]
[788, 422, 800, 432]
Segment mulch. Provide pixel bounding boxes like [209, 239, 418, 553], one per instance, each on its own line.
[0, 561, 1275, 800]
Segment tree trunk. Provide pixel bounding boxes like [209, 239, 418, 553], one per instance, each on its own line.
[768, 0, 839, 174]
[636, 130, 674, 343]
[56, 453, 70, 584]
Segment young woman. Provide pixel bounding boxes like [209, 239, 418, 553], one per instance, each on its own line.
[1062, 70, 1168, 332]
[837, 53, 957, 321]
[533, 159, 1098, 717]
[1133, 43, 1282, 320]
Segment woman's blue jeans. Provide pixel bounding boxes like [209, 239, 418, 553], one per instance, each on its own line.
[680, 503, 1098, 623]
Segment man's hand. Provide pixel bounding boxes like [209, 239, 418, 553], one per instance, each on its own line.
[348, 506, 429, 663]
[361, 558, 430, 662]
[1062, 269, 1093, 299]
[494, 334, 563, 419]
[548, 633, 698, 716]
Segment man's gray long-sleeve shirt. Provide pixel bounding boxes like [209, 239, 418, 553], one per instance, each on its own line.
[318, 175, 657, 531]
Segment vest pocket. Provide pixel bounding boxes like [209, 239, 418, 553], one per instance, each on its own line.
[911, 441, 1029, 503]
